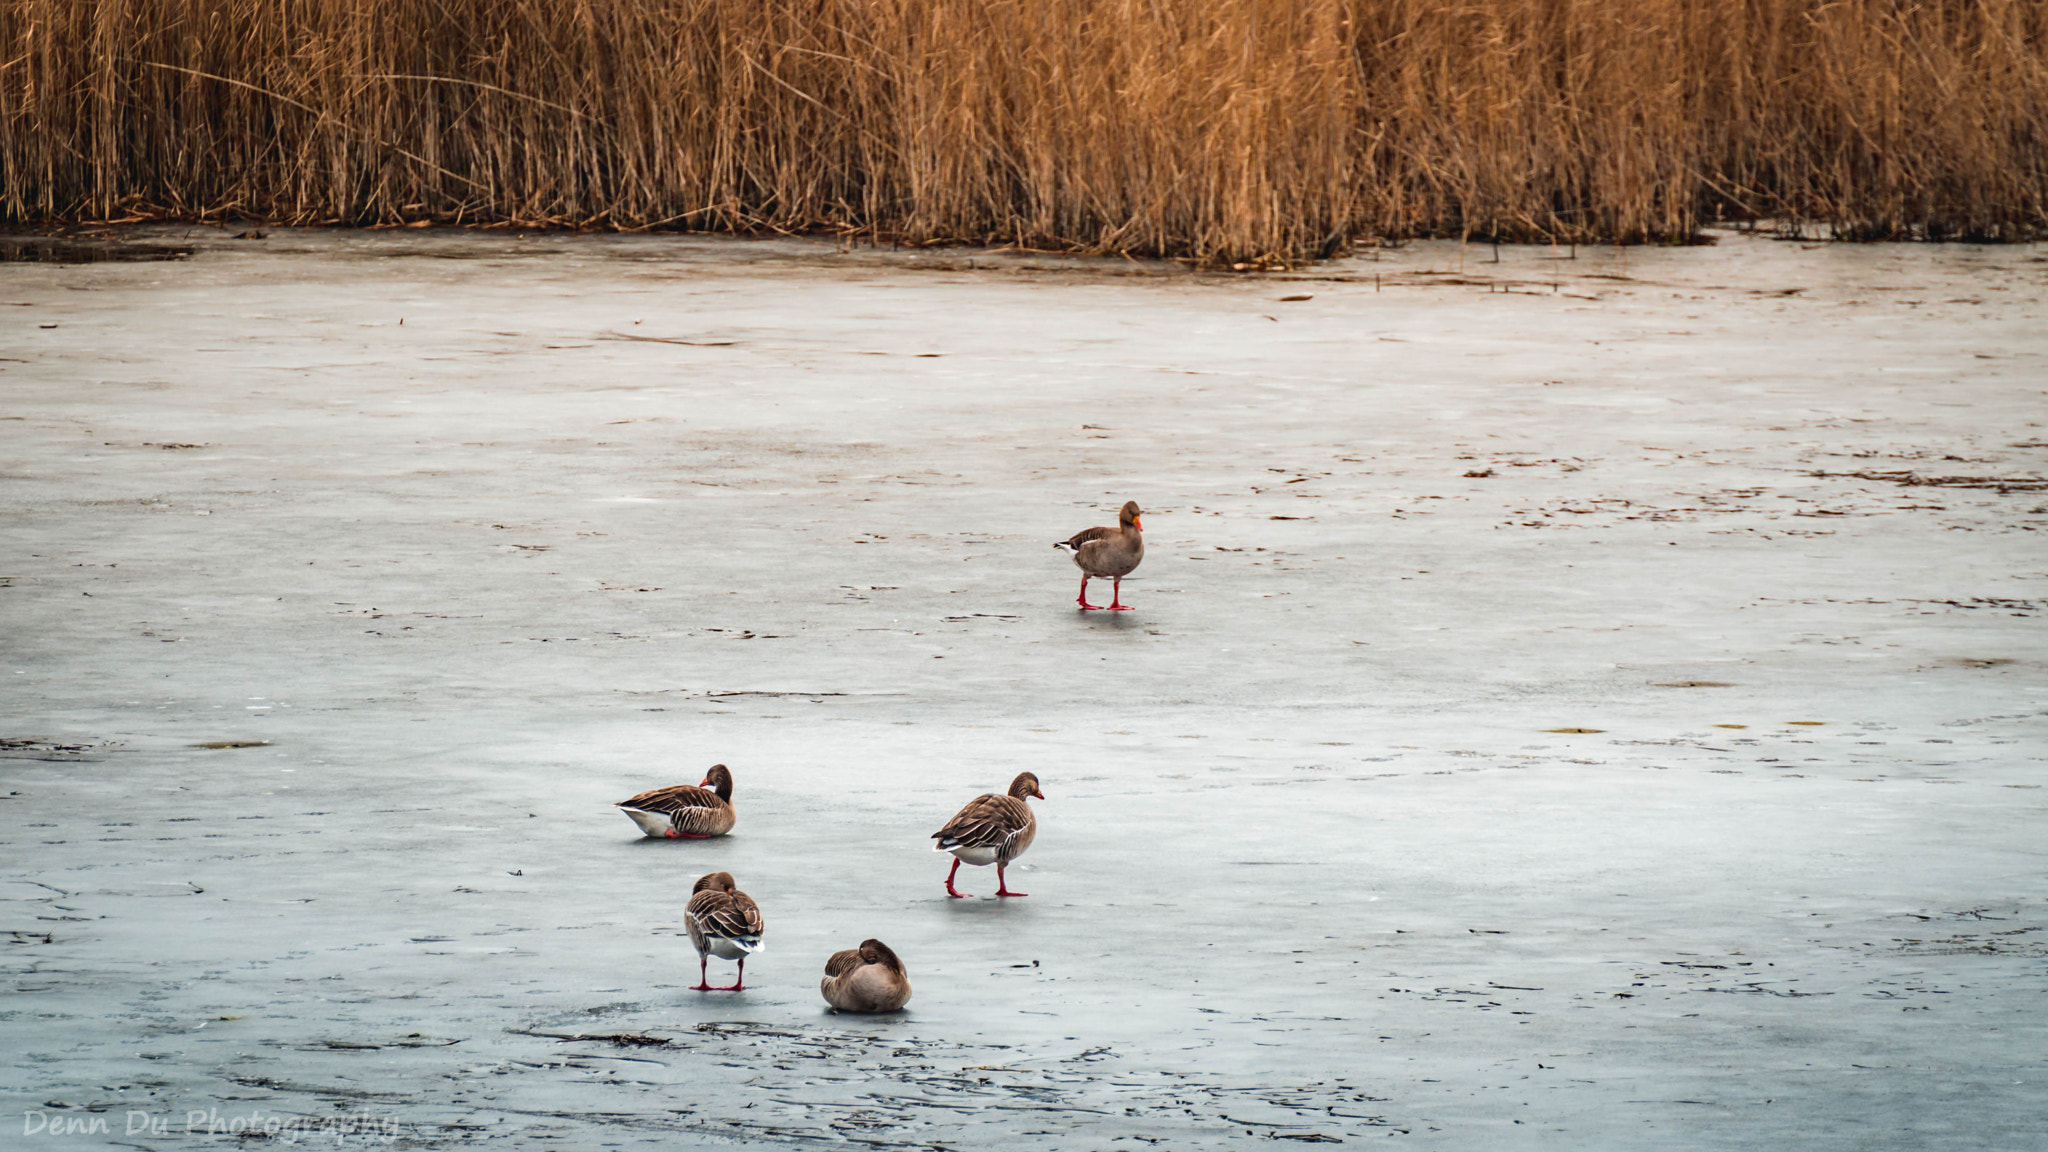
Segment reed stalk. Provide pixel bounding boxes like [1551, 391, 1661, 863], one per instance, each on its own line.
[3, 0, 2043, 260]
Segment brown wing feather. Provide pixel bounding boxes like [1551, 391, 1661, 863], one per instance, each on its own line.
[1061, 525, 1115, 548]
[824, 947, 863, 977]
[933, 793, 1031, 849]
[686, 888, 764, 939]
[620, 784, 733, 836]
[727, 891, 766, 936]
[619, 784, 723, 814]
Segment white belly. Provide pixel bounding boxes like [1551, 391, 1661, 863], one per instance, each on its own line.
[704, 936, 761, 961]
[947, 845, 999, 867]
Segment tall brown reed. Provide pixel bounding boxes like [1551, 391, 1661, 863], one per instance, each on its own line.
[3, 0, 2043, 260]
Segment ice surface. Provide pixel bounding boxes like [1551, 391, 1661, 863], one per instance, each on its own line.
[1, 228, 2043, 1148]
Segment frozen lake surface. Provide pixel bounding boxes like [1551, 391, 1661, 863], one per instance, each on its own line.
[2, 228, 2044, 1148]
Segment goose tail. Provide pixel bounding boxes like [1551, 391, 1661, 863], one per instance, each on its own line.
[618, 807, 671, 838]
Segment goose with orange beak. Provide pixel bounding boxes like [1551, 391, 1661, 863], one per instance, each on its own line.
[931, 772, 1044, 898]
[1055, 501, 1144, 610]
[616, 764, 737, 838]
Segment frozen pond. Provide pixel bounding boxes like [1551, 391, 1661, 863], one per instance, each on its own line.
[2, 228, 2044, 1148]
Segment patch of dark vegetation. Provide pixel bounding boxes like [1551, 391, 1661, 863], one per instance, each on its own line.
[1810, 470, 2048, 493]
[0, 737, 100, 761]
[0, 235, 192, 263]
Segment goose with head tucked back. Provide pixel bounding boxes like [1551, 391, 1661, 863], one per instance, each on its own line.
[820, 938, 912, 1012]
[1055, 501, 1143, 610]
[931, 771, 1043, 898]
[616, 764, 736, 838]
[684, 871, 765, 991]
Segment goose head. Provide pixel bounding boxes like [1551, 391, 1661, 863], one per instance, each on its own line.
[859, 939, 905, 972]
[700, 763, 734, 801]
[692, 870, 738, 895]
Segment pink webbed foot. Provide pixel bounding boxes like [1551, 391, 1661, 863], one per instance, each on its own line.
[944, 858, 973, 899]
[995, 866, 1028, 897]
[1107, 579, 1133, 610]
[664, 829, 712, 839]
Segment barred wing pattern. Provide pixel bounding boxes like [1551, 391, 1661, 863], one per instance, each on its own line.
[618, 784, 734, 837]
[933, 794, 1036, 863]
[687, 888, 765, 943]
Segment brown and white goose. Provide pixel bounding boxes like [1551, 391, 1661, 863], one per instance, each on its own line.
[820, 938, 912, 1013]
[1055, 501, 1144, 610]
[616, 765, 736, 838]
[684, 870, 765, 991]
[931, 771, 1044, 898]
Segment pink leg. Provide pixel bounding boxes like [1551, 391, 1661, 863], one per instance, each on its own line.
[995, 863, 1028, 898]
[720, 957, 746, 992]
[691, 955, 712, 992]
[944, 857, 972, 899]
[1107, 576, 1132, 610]
[1076, 575, 1100, 610]
[664, 829, 711, 839]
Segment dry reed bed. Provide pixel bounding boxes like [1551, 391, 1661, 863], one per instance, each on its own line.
[3, 0, 2045, 261]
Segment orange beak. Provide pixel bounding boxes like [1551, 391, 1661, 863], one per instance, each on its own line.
[1132, 517, 1143, 531]
[1035, 790, 1047, 800]
[698, 778, 711, 788]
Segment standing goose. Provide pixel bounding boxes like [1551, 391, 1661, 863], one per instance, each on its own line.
[1055, 501, 1144, 610]
[931, 771, 1044, 898]
[616, 764, 736, 838]
[820, 938, 912, 1013]
[684, 871, 765, 991]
